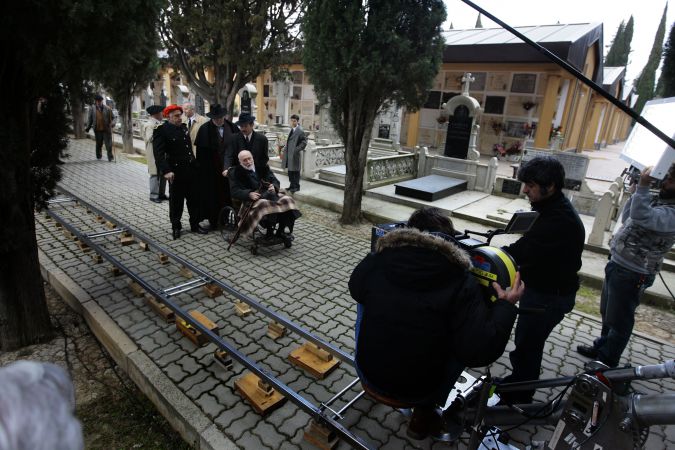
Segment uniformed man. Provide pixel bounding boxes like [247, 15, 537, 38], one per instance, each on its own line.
[153, 104, 208, 239]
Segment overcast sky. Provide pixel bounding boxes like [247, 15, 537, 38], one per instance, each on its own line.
[443, 0, 674, 86]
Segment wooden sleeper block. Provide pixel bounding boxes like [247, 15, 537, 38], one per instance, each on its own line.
[234, 300, 252, 317]
[179, 266, 193, 279]
[234, 372, 286, 415]
[288, 342, 340, 379]
[109, 265, 122, 276]
[157, 253, 169, 264]
[127, 280, 144, 297]
[91, 253, 102, 264]
[304, 419, 338, 450]
[213, 350, 233, 370]
[105, 221, 117, 229]
[95, 215, 105, 223]
[202, 283, 223, 298]
[120, 235, 135, 246]
[176, 310, 219, 347]
[144, 294, 175, 323]
[77, 241, 91, 252]
[139, 241, 149, 251]
[267, 321, 286, 340]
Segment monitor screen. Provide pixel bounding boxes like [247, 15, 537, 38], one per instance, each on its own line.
[504, 211, 539, 234]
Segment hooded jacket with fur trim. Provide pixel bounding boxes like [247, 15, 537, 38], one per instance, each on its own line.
[349, 228, 517, 402]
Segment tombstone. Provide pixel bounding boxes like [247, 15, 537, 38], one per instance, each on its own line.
[443, 73, 481, 160]
[241, 90, 252, 115]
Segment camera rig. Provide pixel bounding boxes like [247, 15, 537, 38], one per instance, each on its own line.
[370, 211, 539, 301]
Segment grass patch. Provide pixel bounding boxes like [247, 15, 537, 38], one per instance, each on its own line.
[128, 156, 147, 165]
[574, 283, 601, 317]
[78, 390, 191, 449]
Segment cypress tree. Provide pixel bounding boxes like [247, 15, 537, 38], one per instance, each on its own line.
[475, 13, 483, 28]
[655, 22, 675, 98]
[633, 5, 668, 113]
[605, 21, 626, 66]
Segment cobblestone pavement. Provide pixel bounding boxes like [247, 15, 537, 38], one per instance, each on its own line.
[35, 139, 675, 449]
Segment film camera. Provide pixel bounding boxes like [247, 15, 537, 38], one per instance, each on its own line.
[370, 211, 538, 301]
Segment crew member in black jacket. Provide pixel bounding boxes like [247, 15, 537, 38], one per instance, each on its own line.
[350, 207, 523, 441]
[498, 156, 585, 404]
[153, 104, 207, 240]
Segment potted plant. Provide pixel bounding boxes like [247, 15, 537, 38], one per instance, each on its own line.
[505, 141, 524, 162]
[493, 143, 507, 159]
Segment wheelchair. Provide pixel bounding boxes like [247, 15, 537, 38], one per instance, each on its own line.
[218, 204, 293, 255]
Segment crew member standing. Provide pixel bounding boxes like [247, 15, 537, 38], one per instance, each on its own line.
[498, 156, 585, 404]
[153, 104, 207, 239]
[577, 164, 675, 367]
[143, 105, 167, 203]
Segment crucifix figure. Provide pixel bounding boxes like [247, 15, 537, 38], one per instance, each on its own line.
[461, 72, 475, 96]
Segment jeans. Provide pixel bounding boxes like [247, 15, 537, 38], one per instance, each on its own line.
[503, 287, 575, 402]
[593, 260, 654, 367]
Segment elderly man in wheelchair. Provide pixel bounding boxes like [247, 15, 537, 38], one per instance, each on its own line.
[224, 150, 301, 252]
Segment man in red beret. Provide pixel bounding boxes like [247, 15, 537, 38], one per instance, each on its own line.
[153, 104, 207, 239]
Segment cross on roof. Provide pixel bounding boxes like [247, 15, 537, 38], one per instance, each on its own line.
[461, 73, 475, 96]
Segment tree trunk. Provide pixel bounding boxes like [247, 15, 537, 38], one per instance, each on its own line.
[341, 103, 376, 224]
[0, 93, 53, 351]
[71, 96, 86, 139]
[120, 94, 135, 154]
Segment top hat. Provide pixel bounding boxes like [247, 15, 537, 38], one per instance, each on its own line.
[236, 113, 255, 125]
[206, 104, 228, 119]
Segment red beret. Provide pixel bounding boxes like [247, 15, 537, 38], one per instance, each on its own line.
[162, 104, 183, 118]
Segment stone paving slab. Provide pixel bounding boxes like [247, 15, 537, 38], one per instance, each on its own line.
[35, 139, 675, 449]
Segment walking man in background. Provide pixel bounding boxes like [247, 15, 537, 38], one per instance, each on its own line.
[498, 156, 585, 404]
[577, 164, 675, 367]
[283, 114, 307, 193]
[85, 94, 115, 161]
[143, 105, 167, 203]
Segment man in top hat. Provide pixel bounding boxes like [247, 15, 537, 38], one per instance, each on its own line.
[85, 94, 115, 161]
[223, 113, 269, 175]
[153, 104, 207, 239]
[143, 105, 167, 203]
[194, 104, 239, 229]
[183, 102, 208, 155]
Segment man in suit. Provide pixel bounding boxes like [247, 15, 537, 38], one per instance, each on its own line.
[283, 114, 308, 193]
[194, 104, 239, 229]
[142, 105, 167, 203]
[183, 102, 208, 155]
[153, 104, 208, 239]
[85, 94, 115, 161]
[223, 113, 269, 174]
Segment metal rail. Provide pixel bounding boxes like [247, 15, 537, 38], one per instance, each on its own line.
[44, 193, 373, 450]
[460, 0, 675, 151]
[55, 186, 356, 366]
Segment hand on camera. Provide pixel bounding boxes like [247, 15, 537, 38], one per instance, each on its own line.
[639, 166, 654, 187]
[492, 272, 524, 305]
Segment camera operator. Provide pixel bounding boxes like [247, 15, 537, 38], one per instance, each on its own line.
[577, 163, 675, 367]
[349, 207, 524, 441]
[498, 156, 585, 404]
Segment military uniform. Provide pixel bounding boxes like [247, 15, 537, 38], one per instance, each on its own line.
[153, 122, 199, 232]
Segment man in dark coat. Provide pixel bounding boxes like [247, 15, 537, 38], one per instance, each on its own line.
[153, 104, 207, 239]
[498, 156, 585, 404]
[350, 207, 523, 440]
[85, 94, 115, 161]
[223, 113, 269, 172]
[194, 104, 238, 229]
[283, 114, 307, 193]
[229, 150, 300, 237]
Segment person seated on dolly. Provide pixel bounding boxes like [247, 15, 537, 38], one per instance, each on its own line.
[349, 207, 524, 442]
[228, 150, 301, 238]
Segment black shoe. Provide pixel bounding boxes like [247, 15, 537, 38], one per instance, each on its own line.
[576, 344, 598, 359]
[150, 198, 162, 203]
[158, 195, 169, 200]
[406, 407, 454, 442]
[190, 225, 208, 234]
[172, 229, 181, 240]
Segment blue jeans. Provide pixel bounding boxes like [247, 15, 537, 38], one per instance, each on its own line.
[593, 260, 654, 367]
[503, 287, 575, 402]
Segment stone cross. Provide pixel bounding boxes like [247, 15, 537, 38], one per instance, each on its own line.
[461, 72, 475, 96]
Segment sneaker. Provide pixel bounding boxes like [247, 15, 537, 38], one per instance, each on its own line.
[576, 344, 598, 359]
